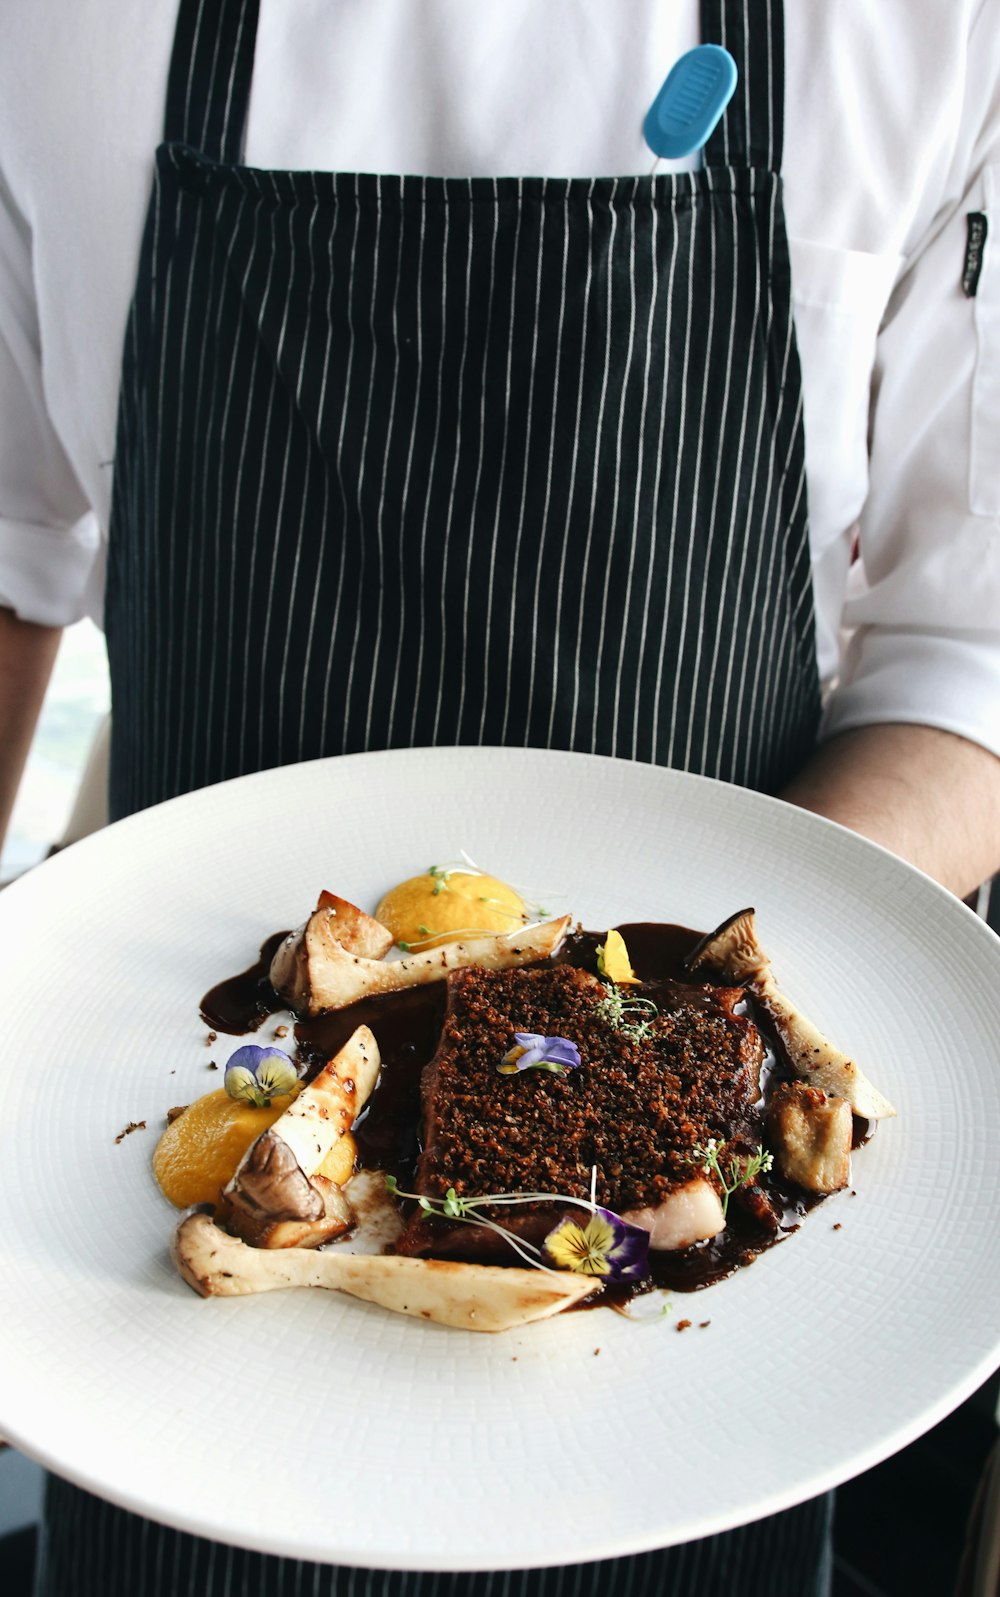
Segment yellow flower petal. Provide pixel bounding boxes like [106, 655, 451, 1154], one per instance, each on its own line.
[599, 929, 640, 986]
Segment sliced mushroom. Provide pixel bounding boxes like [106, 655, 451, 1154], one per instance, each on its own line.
[270, 894, 395, 1012]
[171, 1212, 598, 1331]
[685, 908, 896, 1120]
[273, 916, 573, 1016]
[223, 1025, 381, 1247]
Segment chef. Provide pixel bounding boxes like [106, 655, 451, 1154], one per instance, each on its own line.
[3, 2, 1000, 1594]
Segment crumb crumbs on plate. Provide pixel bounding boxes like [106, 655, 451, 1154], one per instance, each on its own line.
[115, 1120, 147, 1144]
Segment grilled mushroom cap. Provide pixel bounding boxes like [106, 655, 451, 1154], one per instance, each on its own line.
[686, 909, 896, 1120]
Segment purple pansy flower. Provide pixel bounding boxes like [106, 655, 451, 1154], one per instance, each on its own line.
[544, 1206, 650, 1282]
[497, 1032, 582, 1076]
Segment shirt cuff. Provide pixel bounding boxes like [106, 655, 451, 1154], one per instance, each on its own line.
[0, 512, 104, 627]
[821, 628, 1000, 760]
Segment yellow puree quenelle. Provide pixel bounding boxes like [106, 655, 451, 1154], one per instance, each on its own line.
[375, 867, 526, 950]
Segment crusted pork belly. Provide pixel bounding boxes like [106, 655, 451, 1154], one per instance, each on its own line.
[395, 962, 765, 1264]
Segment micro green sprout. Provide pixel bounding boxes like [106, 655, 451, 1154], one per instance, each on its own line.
[384, 1174, 649, 1282]
[596, 985, 659, 1042]
[689, 1138, 774, 1217]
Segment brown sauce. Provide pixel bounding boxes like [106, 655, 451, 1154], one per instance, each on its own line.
[198, 920, 858, 1294]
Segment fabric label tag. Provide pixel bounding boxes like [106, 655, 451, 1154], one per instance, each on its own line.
[963, 212, 988, 297]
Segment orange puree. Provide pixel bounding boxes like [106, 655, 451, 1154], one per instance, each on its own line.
[153, 1085, 356, 1209]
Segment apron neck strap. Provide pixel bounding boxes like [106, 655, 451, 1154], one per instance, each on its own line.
[700, 0, 785, 172]
[163, 0, 259, 162]
[162, 0, 784, 174]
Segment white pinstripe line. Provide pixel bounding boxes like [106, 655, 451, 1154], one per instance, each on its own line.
[364, 178, 408, 748]
[335, 176, 384, 753]
[409, 188, 452, 744]
[149, 196, 181, 801]
[178, 189, 225, 795]
[319, 173, 365, 745]
[608, 184, 657, 760]
[138, 172, 164, 804]
[305, 174, 341, 757]
[718, 188, 794, 772]
[191, 172, 241, 786]
[667, 174, 737, 770]
[568, 176, 620, 745]
[545, 177, 596, 747]
[275, 178, 321, 757]
[384, 178, 429, 745]
[163, 195, 207, 797]
[179, 0, 209, 145]
[234, 176, 286, 774]
[500, 180, 548, 743]
[747, 391, 807, 782]
[195, 0, 226, 153]
[591, 177, 641, 756]
[650, 172, 703, 761]
[430, 180, 475, 743]
[199, 1535, 219, 1597]
[699, 178, 771, 775]
[217, 0, 252, 160]
[254, 185, 303, 767]
[765, 0, 776, 169]
[752, 454, 807, 777]
[455, 182, 500, 738]
[342, 181, 386, 748]
[203, 178, 265, 778]
[476, 176, 526, 744]
[523, 182, 570, 737]
[628, 183, 678, 761]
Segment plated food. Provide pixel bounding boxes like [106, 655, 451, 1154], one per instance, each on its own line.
[158, 864, 896, 1333]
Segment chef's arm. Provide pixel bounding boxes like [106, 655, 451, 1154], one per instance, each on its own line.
[780, 723, 1000, 901]
[0, 606, 61, 855]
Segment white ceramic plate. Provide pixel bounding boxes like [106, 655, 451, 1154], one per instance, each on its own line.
[1, 747, 998, 1571]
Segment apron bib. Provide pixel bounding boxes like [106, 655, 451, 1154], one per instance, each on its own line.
[105, 0, 820, 821]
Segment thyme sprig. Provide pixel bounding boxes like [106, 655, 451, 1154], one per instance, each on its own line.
[689, 1138, 774, 1217]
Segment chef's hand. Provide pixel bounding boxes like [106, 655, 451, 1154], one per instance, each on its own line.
[0, 606, 62, 861]
[780, 723, 1000, 901]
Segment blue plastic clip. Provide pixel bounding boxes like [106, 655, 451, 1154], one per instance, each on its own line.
[644, 45, 738, 160]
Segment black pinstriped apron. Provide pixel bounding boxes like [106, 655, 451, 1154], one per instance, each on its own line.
[104, 0, 819, 818]
[47, 0, 830, 1592]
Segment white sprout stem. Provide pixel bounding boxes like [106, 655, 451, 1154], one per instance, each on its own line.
[420, 1203, 567, 1276]
[393, 1181, 615, 1276]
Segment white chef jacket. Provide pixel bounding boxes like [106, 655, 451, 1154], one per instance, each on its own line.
[1, 0, 999, 755]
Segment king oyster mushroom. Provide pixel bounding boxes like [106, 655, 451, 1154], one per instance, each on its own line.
[272, 906, 573, 1017]
[172, 1212, 598, 1331]
[685, 908, 896, 1120]
[270, 892, 395, 1013]
[221, 1024, 381, 1248]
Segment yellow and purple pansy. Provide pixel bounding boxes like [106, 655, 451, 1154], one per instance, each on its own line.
[223, 1044, 299, 1107]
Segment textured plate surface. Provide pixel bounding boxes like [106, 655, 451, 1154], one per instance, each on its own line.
[1, 747, 998, 1570]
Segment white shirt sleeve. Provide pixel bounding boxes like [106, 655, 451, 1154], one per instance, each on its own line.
[0, 163, 102, 627]
[821, 0, 1000, 755]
